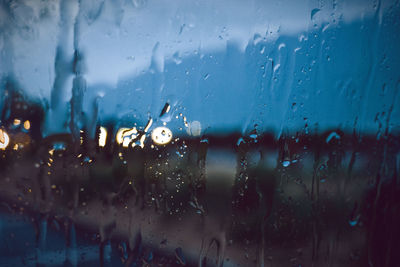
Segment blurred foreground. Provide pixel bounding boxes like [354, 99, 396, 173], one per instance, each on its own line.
[1, 121, 399, 266]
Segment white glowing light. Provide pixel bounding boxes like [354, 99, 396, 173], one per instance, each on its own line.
[151, 127, 173, 145]
[99, 127, 107, 147]
[0, 129, 10, 150]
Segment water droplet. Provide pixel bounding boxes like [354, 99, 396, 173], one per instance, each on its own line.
[152, 127, 173, 145]
[326, 131, 340, 143]
[282, 160, 291, 167]
[237, 137, 245, 146]
[175, 247, 186, 265]
[172, 52, 182, 65]
[348, 215, 360, 227]
[249, 133, 257, 139]
[151, 42, 164, 72]
[160, 102, 171, 117]
[311, 8, 321, 20]
[200, 138, 209, 143]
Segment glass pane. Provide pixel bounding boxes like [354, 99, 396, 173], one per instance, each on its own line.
[1, 0, 399, 266]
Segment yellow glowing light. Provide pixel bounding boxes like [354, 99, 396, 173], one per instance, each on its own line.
[151, 127, 173, 145]
[0, 129, 10, 150]
[116, 128, 129, 144]
[116, 127, 137, 147]
[23, 120, 30, 130]
[13, 119, 21, 126]
[79, 130, 84, 144]
[99, 127, 107, 147]
[144, 118, 153, 132]
[183, 116, 189, 128]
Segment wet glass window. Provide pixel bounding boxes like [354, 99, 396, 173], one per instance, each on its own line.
[0, 0, 399, 266]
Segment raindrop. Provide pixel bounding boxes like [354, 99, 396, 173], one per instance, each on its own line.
[326, 131, 340, 143]
[348, 215, 360, 227]
[152, 127, 173, 145]
[175, 247, 186, 265]
[172, 52, 182, 65]
[237, 137, 245, 146]
[159, 102, 171, 117]
[250, 133, 257, 139]
[282, 160, 291, 167]
[200, 138, 209, 144]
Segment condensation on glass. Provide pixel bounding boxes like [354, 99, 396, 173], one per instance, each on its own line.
[0, 0, 399, 266]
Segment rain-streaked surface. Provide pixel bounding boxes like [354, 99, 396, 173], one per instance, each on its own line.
[1, 0, 400, 266]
